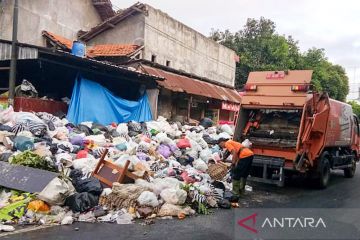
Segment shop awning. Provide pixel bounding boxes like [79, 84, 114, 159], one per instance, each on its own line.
[142, 66, 242, 103]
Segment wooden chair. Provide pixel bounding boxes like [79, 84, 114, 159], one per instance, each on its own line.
[92, 149, 148, 188]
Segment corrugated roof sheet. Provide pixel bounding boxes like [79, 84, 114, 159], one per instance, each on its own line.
[87, 44, 140, 57]
[143, 66, 241, 103]
[0, 42, 38, 60]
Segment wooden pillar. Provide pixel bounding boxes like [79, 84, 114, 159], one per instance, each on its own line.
[187, 95, 192, 122]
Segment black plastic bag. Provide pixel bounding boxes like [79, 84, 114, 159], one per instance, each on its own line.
[199, 118, 213, 129]
[218, 199, 231, 209]
[212, 181, 226, 192]
[65, 192, 99, 213]
[69, 169, 83, 181]
[72, 124, 93, 136]
[72, 176, 103, 196]
[91, 123, 108, 132]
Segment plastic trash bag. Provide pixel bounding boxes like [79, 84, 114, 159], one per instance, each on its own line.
[116, 123, 128, 136]
[38, 177, 76, 206]
[220, 124, 234, 135]
[0, 224, 15, 232]
[64, 192, 99, 213]
[217, 132, 232, 140]
[0, 106, 15, 124]
[137, 191, 159, 207]
[157, 203, 195, 217]
[13, 136, 34, 151]
[27, 200, 50, 213]
[116, 210, 134, 224]
[218, 199, 231, 209]
[72, 177, 103, 196]
[61, 216, 74, 225]
[199, 148, 212, 162]
[193, 159, 208, 172]
[241, 139, 252, 148]
[152, 177, 181, 195]
[176, 138, 191, 149]
[157, 144, 172, 158]
[160, 188, 187, 205]
[199, 118, 213, 129]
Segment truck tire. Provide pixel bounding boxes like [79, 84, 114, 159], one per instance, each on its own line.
[344, 159, 356, 178]
[316, 157, 330, 189]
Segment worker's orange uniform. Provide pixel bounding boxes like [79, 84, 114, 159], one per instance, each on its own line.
[224, 140, 254, 159]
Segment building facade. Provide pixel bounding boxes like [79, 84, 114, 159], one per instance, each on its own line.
[79, 3, 240, 123]
[1, 1, 241, 124]
[82, 3, 237, 88]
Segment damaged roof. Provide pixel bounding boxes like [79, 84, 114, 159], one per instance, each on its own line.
[42, 31, 141, 57]
[42, 31, 73, 50]
[142, 66, 241, 103]
[79, 2, 147, 42]
[92, 0, 116, 21]
[0, 39, 163, 83]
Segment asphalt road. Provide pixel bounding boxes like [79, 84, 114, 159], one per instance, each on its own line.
[2, 167, 360, 240]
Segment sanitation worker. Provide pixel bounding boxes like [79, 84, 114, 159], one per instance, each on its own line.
[218, 138, 254, 202]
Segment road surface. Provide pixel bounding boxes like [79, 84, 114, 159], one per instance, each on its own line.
[1, 168, 359, 240]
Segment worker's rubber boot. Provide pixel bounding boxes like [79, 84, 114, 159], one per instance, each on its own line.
[230, 180, 241, 202]
[239, 178, 246, 195]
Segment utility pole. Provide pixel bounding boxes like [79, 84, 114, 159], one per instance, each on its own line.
[8, 0, 19, 106]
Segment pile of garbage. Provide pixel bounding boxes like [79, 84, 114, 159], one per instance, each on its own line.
[0, 107, 239, 230]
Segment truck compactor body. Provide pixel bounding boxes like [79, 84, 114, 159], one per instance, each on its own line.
[234, 70, 360, 188]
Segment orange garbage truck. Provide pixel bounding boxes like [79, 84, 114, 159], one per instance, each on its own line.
[234, 70, 360, 188]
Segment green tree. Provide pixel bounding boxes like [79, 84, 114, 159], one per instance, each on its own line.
[210, 18, 349, 101]
[348, 101, 360, 119]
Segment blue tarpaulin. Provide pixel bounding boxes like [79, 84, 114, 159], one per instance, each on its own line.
[67, 76, 153, 125]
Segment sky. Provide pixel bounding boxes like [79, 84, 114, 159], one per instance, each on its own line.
[112, 0, 360, 100]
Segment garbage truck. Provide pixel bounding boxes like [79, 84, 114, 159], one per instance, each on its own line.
[234, 70, 360, 188]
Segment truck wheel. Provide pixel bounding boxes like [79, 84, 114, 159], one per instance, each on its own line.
[344, 159, 356, 178]
[316, 157, 330, 189]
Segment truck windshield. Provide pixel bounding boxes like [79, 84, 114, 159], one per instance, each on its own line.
[243, 109, 302, 148]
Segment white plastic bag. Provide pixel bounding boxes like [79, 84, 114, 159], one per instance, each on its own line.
[199, 148, 212, 162]
[0, 106, 15, 124]
[137, 191, 159, 207]
[152, 177, 181, 195]
[220, 124, 234, 135]
[241, 139, 252, 148]
[193, 159, 208, 172]
[38, 177, 76, 205]
[216, 132, 232, 140]
[72, 157, 99, 175]
[116, 123, 129, 136]
[61, 216, 74, 225]
[160, 188, 187, 205]
[157, 203, 195, 217]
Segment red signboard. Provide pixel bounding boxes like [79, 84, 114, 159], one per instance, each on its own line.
[221, 102, 240, 111]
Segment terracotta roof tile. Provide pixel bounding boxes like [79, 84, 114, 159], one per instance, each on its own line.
[42, 31, 73, 50]
[42, 31, 141, 57]
[87, 44, 141, 57]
